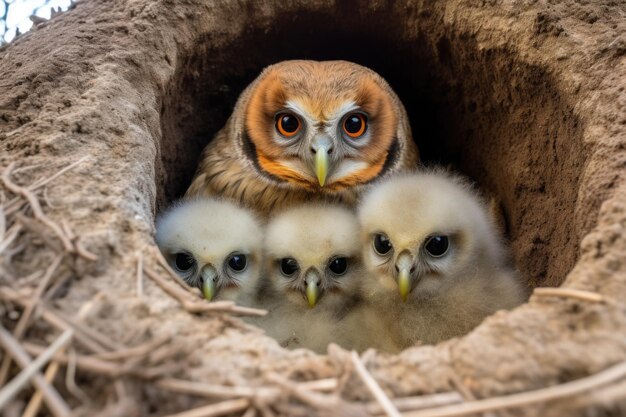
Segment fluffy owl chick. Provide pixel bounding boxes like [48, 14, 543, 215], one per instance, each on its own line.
[156, 198, 263, 303]
[259, 204, 365, 353]
[358, 171, 527, 346]
[186, 60, 419, 217]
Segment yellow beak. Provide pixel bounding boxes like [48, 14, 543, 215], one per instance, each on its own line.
[306, 280, 319, 308]
[395, 252, 413, 302]
[202, 279, 215, 301]
[398, 268, 411, 302]
[201, 265, 217, 302]
[315, 147, 329, 187]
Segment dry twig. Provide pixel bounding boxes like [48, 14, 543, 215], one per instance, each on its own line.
[2, 162, 74, 252]
[266, 373, 337, 409]
[3, 156, 89, 215]
[22, 342, 173, 379]
[143, 266, 267, 317]
[153, 246, 202, 296]
[0, 289, 109, 354]
[54, 309, 124, 351]
[403, 360, 626, 417]
[13, 255, 63, 338]
[242, 407, 257, 417]
[66, 348, 91, 404]
[0, 255, 63, 387]
[157, 377, 337, 400]
[161, 398, 250, 417]
[0, 326, 73, 417]
[0, 223, 21, 255]
[0, 205, 5, 241]
[22, 356, 63, 417]
[533, 287, 604, 303]
[367, 393, 465, 414]
[61, 220, 98, 261]
[350, 351, 402, 417]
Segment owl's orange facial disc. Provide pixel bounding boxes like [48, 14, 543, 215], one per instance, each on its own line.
[324, 77, 398, 189]
[244, 62, 400, 191]
[245, 70, 318, 188]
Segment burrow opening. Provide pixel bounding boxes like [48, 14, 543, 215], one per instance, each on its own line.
[157, 6, 586, 291]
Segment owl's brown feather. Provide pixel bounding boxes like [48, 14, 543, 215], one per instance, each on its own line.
[186, 60, 419, 217]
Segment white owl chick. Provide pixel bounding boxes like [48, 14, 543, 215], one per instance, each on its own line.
[358, 170, 527, 346]
[260, 204, 365, 353]
[156, 198, 263, 303]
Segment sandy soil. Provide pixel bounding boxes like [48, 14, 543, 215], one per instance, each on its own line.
[0, 0, 625, 416]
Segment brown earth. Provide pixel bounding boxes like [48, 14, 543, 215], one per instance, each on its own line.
[0, 0, 625, 416]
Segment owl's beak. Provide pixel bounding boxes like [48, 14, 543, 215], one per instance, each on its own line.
[315, 148, 329, 187]
[201, 265, 218, 301]
[395, 252, 413, 302]
[304, 268, 321, 307]
[311, 135, 332, 187]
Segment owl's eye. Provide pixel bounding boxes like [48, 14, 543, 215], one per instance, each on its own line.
[280, 258, 299, 277]
[276, 113, 301, 137]
[373, 233, 393, 256]
[328, 257, 348, 275]
[174, 252, 195, 272]
[424, 235, 449, 257]
[227, 253, 247, 272]
[343, 113, 367, 138]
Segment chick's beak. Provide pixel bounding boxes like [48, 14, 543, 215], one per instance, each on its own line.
[200, 265, 218, 301]
[395, 252, 413, 302]
[304, 269, 321, 308]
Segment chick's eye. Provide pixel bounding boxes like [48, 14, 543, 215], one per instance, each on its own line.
[174, 252, 195, 272]
[328, 257, 348, 275]
[280, 258, 299, 277]
[276, 113, 301, 137]
[228, 254, 247, 272]
[425, 236, 449, 257]
[343, 113, 367, 138]
[373, 233, 392, 256]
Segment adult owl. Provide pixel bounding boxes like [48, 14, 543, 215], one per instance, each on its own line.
[186, 60, 419, 216]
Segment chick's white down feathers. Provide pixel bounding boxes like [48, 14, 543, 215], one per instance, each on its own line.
[358, 170, 527, 346]
[156, 198, 263, 302]
[156, 171, 527, 352]
[256, 204, 372, 353]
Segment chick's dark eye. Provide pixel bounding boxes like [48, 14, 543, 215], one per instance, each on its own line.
[328, 257, 348, 275]
[228, 254, 247, 272]
[174, 252, 195, 272]
[343, 113, 367, 138]
[280, 258, 299, 276]
[276, 113, 301, 137]
[373, 233, 392, 255]
[425, 236, 449, 257]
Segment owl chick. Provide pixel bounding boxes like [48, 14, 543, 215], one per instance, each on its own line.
[258, 204, 366, 353]
[358, 171, 527, 346]
[186, 60, 419, 217]
[155, 198, 263, 303]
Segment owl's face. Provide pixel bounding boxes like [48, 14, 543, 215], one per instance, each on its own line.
[242, 60, 411, 192]
[156, 199, 263, 301]
[358, 173, 503, 302]
[265, 205, 363, 308]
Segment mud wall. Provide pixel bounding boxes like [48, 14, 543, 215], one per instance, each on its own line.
[0, 1, 625, 416]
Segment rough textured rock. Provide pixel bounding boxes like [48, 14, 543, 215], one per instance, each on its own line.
[0, 0, 625, 416]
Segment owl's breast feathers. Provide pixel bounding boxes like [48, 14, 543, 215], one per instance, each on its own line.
[186, 127, 356, 216]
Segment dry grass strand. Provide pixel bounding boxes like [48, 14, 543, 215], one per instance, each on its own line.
[403, 360, 626, 417]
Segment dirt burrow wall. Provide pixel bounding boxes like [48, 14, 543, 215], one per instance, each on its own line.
[0, 0, 625, 416]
